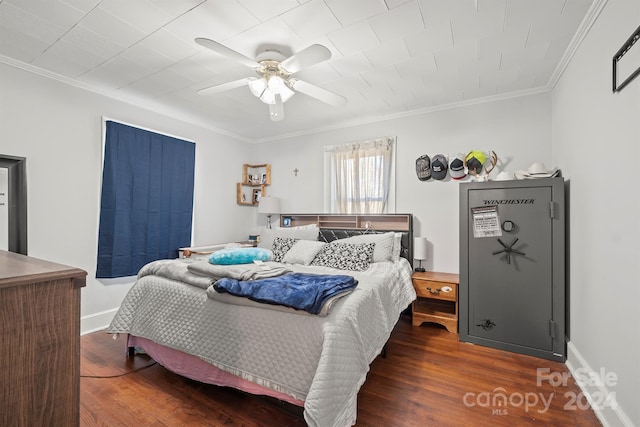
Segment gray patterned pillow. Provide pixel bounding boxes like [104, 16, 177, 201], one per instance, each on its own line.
[271, 237, 298, 262]
[340, 232, 395, 262]
[311, 242, 375, 271]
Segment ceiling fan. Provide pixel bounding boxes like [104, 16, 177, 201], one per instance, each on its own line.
[195, 38, 347, 121]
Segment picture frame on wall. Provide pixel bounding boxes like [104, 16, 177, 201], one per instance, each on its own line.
[252, 188, 261, 204]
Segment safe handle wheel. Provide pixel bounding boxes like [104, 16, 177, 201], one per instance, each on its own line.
[492, 238, 526, 264]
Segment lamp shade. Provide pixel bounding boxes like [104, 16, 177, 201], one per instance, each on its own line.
[414, 237, 428, 260]
[258, 196, 280, 214]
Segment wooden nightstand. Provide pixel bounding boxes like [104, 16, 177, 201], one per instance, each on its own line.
[411, 271, 459, 333]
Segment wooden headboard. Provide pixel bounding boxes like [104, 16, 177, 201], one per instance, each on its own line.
[279, 214, 414, 263]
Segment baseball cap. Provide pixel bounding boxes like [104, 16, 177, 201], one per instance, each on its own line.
[415, 154, 431, 181]
[449, 154, 466, 180]
[465, 151, 486, 175]
[431, 154, 448, 180]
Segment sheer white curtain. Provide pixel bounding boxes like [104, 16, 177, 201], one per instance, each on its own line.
[325, 137, 395, 214]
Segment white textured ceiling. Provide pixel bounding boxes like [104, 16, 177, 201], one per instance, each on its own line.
[0, 0, 594, 142]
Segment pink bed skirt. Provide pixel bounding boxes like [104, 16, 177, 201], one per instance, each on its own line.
[127, 335, 305, 407]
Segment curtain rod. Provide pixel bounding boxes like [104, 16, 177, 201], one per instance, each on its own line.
[101, 116, 196, 144]
[323, 136, 395, 152]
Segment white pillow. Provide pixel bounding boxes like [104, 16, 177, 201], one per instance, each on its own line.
[340, 232, 395, 263]
[392, 232, 403, 261]
[258, 225, 319, 250]
[282, 240, 326, 265]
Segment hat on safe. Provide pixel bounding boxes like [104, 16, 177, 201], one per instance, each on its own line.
[449, 154, 467, 180]
[493, 170, 514, 181]
[465, 151, 486, 175]
[431, 154, 448, 180]
[514, 163, 560, 179]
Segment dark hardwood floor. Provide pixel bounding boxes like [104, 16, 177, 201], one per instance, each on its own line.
[80, 315, 601, 426]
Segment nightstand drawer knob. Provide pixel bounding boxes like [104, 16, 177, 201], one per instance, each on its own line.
[427, 287, 441, 295]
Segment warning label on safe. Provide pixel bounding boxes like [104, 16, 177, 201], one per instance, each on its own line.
[471, 206, 502, 238]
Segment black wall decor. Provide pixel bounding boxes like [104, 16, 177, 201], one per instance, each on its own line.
[613, 25, 640, 92]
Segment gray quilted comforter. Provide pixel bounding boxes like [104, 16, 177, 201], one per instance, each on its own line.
[107, 258, 416, 427]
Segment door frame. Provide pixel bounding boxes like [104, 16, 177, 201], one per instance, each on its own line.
[0, 155, 27, 255]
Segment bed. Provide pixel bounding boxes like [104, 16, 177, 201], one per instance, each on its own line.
[107, 215, 416, 427]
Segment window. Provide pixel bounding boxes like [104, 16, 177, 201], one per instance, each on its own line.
[96, 121, 195, 278]
[324, 137, 395, 213]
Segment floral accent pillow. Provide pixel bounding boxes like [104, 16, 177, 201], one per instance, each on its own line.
[271, 237, 298, 262]
[311, 242, 375, 271]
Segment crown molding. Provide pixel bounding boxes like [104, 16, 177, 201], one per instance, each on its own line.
[547, 0, 608, 90]
[253, 86, 550, 143]
[0, 54, 253, 143]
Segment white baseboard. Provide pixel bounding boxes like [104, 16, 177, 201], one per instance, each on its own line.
[81, 308, 119, 335]
[566, 341, 633, 427]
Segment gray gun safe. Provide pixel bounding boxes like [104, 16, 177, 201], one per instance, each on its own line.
[459, 177, 565, 361]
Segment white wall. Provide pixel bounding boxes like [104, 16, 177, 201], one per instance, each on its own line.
[552, 0, 639, 425]
[0, 63, 255, 333]
[257, 93, 552, 274]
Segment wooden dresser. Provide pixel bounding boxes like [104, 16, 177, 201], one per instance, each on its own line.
[0, 250, 86, 427]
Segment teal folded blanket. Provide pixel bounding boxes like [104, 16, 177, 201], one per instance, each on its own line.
[213, 272, 358, 315]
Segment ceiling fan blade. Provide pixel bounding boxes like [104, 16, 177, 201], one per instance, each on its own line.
[280, 44, 331, 74]
[195, 38, 261, 68]
[290, 79, 347, 106]
[197, 78, 251, 96]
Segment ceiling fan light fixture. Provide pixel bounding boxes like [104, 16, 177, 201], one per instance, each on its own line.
[267, 75, 285, 92]
[257, 76, 296, 104]
[248, 77, 267, 97]
[260, 88, 276, 104]
[278, 83, 295, 103]
[264, 75, 295, 103]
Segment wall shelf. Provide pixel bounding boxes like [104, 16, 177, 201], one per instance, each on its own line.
[242, 164, 271, 186]
[237, 164, 270, 206]
[237, 183, 266, 206]
[279, 213, 412, 231]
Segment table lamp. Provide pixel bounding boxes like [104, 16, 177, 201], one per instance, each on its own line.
[258, 196, 280, 229]
[413, 237, 428, 272]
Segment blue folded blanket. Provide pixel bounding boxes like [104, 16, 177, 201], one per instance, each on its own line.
[213, 272, 358, 315]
